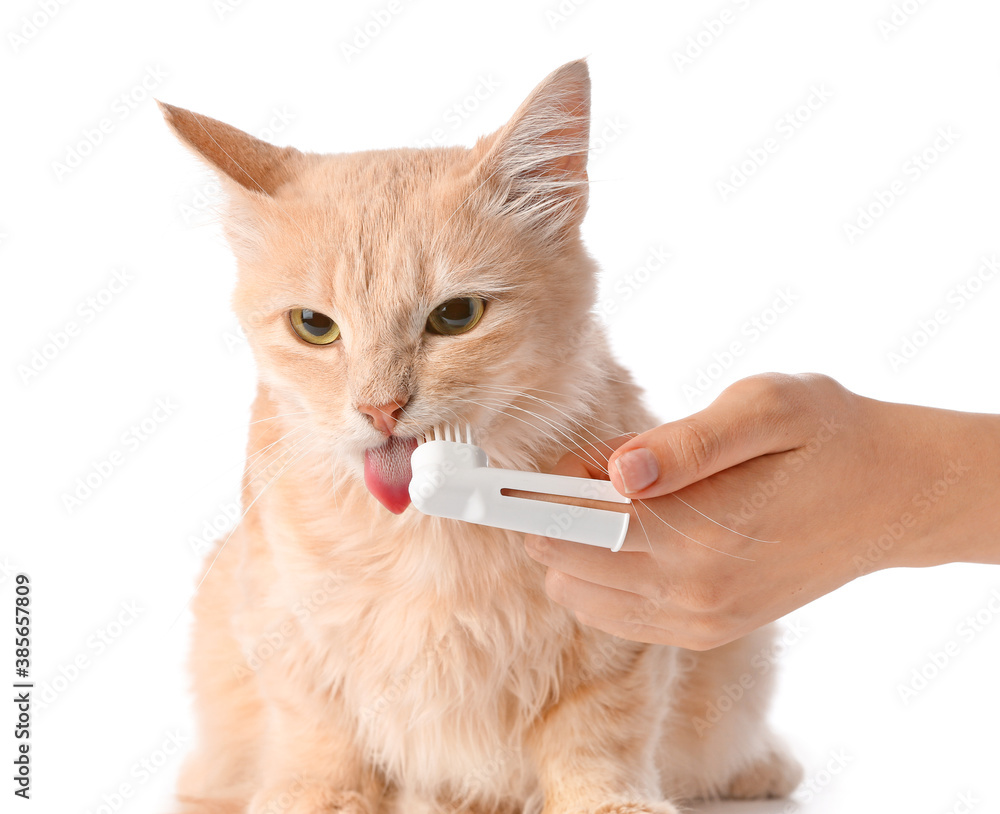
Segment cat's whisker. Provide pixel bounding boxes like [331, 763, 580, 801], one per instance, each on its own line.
[473, 383, 633, 444]
[464, 385, 779, 559]
[629, 496, 655, 557]
[243, 422, 311, 471]
[241, 425, 319, 498]
[180, 421, 311, 506]
[668, 495, 780, 545]
[454, 396, 606, 473]
[464, 387, 634, 479]
[469, 401, 664, 558]
[477, 394, 628, 466]
[467, 385, 604, 446]
[449, 401, 591, 473]
[471, 398, 618, 477]
[558, 357, 643, 388]
[247, 411, 311, 427]
[435, 398, 659, 557]
[472, 384, 778, 547]
[633, 499, 755, 562]
[474, 388, 637, 464]
[240, 430, 312, 497]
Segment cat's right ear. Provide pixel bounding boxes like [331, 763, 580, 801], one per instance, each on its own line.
[157, 101, 301, 197]
[471, 59, 591, 239]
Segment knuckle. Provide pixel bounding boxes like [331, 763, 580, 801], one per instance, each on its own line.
[729, 372, 835, 444]
[544, 568, 572, 604]
[680, 577, 728, 613]
[525, 534, 550, 557]
[642, 579, 673, 616]
[729, 373, 799, 415]
[625, 590, 667, 626]
[670, 418, 722, 476]
[684, 613, 735, 651]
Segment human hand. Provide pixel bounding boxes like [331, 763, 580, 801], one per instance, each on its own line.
[525, 373, 999, 649]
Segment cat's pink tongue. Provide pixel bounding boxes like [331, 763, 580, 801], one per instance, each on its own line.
[363, 436, 419, 514]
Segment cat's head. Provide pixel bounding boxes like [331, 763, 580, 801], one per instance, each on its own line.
[162, 59, 609, 514]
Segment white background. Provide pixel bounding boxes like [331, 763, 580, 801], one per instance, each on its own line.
[3, 0, 999, 812]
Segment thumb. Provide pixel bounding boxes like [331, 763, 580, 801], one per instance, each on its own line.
[608, 375, 808, 497]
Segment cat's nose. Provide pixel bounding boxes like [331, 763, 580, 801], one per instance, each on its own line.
[357, 397, 409, 436]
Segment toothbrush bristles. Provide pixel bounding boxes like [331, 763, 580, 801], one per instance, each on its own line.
[421, 422, 473, 445]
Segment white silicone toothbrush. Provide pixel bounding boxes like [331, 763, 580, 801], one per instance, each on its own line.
[408, 423, 632, 551]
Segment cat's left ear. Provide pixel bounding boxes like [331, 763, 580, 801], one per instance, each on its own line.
[472, 59, 591, 237]
[157, 101, 302, 196]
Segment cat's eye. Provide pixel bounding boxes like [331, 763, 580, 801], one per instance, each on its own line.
[289, 308, 341, 345]
[426, 297, 485, 336]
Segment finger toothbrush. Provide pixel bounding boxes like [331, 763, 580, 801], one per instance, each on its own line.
[409, 423, 631, 551]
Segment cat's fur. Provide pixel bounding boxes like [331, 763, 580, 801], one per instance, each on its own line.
[161, 60, 801, 814]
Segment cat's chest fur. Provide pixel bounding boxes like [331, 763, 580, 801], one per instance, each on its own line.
[252, 473, 591, 800]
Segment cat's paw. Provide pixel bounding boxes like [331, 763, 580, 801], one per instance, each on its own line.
[589, 802, 680, 814]
[723, 746, 803, 800]
[248, 784, 373, 814]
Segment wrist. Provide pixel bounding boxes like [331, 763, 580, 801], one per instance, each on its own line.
[863, 398, 1000, 570]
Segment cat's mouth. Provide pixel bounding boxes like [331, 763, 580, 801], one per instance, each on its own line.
[363, 435, 420, 514]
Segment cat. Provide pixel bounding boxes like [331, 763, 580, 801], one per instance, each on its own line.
[161, 59, 802, 814]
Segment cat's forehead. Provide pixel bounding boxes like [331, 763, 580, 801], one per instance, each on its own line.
[280, 148, 498, 307]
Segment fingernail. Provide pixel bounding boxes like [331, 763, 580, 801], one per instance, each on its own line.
[615, 448, 658, 493]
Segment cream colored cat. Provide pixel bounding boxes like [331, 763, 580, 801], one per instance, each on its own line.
[161, 60, 801, 814]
